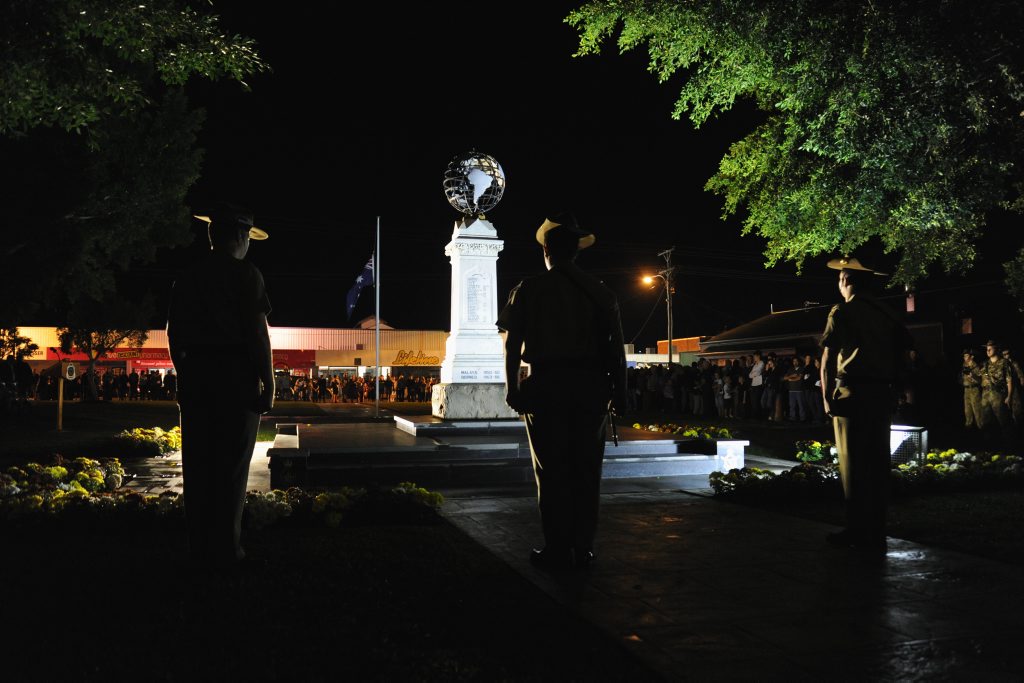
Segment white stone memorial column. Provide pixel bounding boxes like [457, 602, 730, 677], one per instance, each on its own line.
[431, 218, 519, 419]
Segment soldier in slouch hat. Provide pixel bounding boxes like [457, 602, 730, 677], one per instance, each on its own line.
[497, 212, 626, 571]
[820, 257, 912, 552]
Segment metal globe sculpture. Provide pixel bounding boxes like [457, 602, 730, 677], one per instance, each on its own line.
[442, 150, 505, 218]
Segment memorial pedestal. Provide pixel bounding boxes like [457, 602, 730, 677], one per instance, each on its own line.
[431, 382, 519, 420]
[433, 218, 515, 419]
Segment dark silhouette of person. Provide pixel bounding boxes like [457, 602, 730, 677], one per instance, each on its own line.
[167, 202, 274, 569]
[820, 257, 912, 552]
[497, 212, 627, 570]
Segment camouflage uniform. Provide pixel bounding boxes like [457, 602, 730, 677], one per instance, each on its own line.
[961, 357, 983, 429]
[980, 357, 1012, 430]
[1005, 356, 1024, 426]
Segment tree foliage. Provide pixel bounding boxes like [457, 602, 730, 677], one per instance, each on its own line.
[57, 297, 149, 399]
[0, 0, 267, 324]
[0, 328, 39, 359]
[1, 0, 267, 140]
[568, 0, 1024, 287]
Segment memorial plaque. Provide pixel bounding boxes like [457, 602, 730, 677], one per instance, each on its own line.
[465, 273, 489, 324]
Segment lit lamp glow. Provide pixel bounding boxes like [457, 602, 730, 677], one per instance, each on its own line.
[890, 424, 928, 464]
[642, 258, 675, 363]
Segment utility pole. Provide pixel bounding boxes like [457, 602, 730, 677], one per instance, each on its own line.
[658, 247, 676, 365]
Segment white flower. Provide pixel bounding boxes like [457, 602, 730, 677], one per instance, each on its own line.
[947, 463, 960, 472]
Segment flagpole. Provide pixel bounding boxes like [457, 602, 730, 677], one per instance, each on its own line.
[374, 216, 381, 418]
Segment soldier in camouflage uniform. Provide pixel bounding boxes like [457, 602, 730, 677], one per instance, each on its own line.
[961, 349, 983, 430]
[1002, 347, 1024, 428]
[980, 340, 1013, 437]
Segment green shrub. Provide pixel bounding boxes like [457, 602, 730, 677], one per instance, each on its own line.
[631, 422, 733, 439]
[110, 426, 182, 458]
[711, 449, 1024, 501]
[794, 439, 837, 464]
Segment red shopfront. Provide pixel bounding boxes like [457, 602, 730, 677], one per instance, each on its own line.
[45, 347, 174, 374]
[46, 347, 317, 375]
[273, 349, 317, 376]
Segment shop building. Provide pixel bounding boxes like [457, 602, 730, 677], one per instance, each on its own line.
[16, 325, 447, 379]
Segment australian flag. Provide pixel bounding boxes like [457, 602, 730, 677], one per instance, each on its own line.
[346, 255, 374, 319]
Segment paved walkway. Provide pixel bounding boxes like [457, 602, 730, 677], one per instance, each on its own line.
[121, 442, 1024, 680]
[442, 482, 1024, 681]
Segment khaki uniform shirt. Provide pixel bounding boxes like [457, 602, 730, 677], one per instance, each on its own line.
[167, 251, 272, 350]
[820, 294, 910, 383]
[496, 262, 622, 370]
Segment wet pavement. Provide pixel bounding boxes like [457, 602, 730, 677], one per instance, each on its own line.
[443, 484, 1024, 681]
[121, 430, 1024, 680]
[122, 442, 272, 495]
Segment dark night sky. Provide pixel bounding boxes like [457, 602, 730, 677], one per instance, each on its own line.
[129, 2, 1012, 347]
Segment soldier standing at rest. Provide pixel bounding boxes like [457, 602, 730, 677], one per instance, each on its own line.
[167, 203, 274, 570]
[820, 257, 912, 552]
[498, 212, 627, 571]
[980, 340, 1013, 441]
[1001, 347, 1024, 429]
[961, 349, 983, 430]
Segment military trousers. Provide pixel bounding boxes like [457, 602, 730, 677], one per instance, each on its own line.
[524, 407, 608, 554]
[980, 390, 1011, 430]
[831, 384, 892, 541]
[963, 387, 982, 429]
[177, 353, 261, 566]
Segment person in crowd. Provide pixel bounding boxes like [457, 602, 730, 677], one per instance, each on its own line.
[722, 373, 735, 418]
[980, 340, 1014, 441]
[1001, 347, 1023, 429]
[498, 212, 626, 571]
[820, 257, 912, 552]
[712, 370, 724, 417]
[167, 202, 273, 571]
[961, 348, 983, 431]
[784, 356, 808, 422]
[748, 352, 764, 418]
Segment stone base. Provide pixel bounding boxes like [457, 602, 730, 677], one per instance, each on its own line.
[431, 382, 519, 420]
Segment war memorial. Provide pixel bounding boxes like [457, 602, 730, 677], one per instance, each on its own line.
[265, 152, 749, 489]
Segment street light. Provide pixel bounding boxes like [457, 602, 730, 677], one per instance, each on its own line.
[643, 247, 677, 364]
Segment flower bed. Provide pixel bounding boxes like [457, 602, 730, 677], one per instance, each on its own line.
[1, 454, 443, 527]
[631, 422, 733, 440]
[711, 447, 1024, 500]
[109, 426, 182, 458]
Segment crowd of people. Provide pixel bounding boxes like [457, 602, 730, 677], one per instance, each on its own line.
[274, 372, 438, 403]
[961, 340, 1024, 441]
[0, 361, 445, 407]
[627, 352, 830, 423]
[1, 361, 177, 404]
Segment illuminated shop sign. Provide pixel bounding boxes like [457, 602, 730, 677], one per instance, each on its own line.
[390, 350, 441, 366]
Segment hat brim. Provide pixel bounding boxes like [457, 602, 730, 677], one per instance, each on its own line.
[194, 214, 268, 240]
[826, 257, 886, 275]
[535, 219, 595, 250]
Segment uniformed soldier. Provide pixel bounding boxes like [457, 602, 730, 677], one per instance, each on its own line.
[497, 213, 626, 570]
[961, 349, 983, 430]
[980, 340, 1013, 436]
[167, 203, 274, 569]
[1001, 347, 1023, 428]
[820, 257, 912, 552]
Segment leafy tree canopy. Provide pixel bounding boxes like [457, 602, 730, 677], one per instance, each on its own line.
[1, 0, 267, 141]
[57, 295, 150, 399]
[0, 0, 268, 324]
[0, 328, 39, 359]
[568, 0, 1024, 288]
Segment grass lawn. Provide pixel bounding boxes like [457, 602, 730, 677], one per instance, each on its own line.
[1, 514, 656, 681]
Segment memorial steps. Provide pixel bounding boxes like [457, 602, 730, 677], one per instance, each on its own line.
[266, 418, 754, 489]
